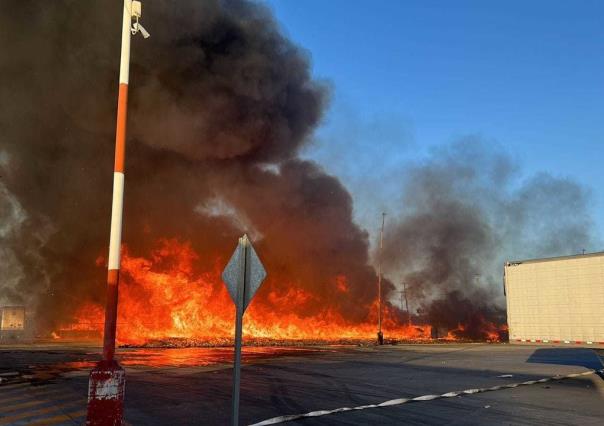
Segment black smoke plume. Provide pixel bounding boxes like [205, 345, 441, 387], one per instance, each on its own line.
[0, 0, 386, 332]
[381, 138, 597, 339]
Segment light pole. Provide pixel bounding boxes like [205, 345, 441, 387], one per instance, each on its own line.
[87, 2, 149, 425]
[402, 281, 411, 326]
[377, 212, 386, 345]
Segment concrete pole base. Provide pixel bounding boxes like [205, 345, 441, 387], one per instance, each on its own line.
[86, 360, 125, 426]
[377, 331, 384, 345]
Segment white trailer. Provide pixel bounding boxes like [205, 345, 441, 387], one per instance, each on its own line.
[504, 252, 604, 347]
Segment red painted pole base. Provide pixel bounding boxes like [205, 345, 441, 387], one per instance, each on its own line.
[86, 360, 125, 426]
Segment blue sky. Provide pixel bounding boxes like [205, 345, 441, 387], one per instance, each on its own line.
[264, 0, 604, 244]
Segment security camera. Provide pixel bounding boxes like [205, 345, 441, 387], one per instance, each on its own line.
[131, 22, 150, 39]
[137, 23, 150, 39]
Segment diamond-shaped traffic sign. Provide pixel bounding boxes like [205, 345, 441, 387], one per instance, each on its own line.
[222, 235, 267, 426]
[222, 234, 266, 311]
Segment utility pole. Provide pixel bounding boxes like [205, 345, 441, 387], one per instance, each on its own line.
[400, 289, 404, 312]
[87, 2, 149, 425]
[402, 281, 410, 326]
[377, 212, 386, 345]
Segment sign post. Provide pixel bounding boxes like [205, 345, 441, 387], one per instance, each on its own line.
[222, 234, 266, 426]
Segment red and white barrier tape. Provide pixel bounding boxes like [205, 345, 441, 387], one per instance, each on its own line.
[515, 339, 604, 345]
[249, 369, 603, 426]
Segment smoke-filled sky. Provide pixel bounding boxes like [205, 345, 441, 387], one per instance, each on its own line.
[267, 0, 603, 312]
[0, 0, 601, 336]
[267, 0, 604, 241]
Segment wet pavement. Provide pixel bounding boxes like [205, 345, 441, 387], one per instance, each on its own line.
[0, 343, 603, 425]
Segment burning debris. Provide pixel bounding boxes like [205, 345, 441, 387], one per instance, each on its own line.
[61, 239, 429, 345]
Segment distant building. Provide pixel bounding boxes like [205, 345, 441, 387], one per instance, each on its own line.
[504, 252, 604, 347]
[0, 306, 27, 342]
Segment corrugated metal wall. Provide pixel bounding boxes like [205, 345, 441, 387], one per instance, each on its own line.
[505, 254, 604, 344]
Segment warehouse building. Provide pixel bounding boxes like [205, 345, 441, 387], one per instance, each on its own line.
[504, 252, 604, 346]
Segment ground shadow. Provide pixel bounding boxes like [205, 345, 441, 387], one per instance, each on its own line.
[527, 347, 604, 374]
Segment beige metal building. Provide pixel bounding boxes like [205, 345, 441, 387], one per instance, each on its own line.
[0, 306, 27, 342]
[1, 306, 25, 331]
[504, 252, 604, 346]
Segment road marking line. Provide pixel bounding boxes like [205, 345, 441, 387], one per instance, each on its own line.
[249, 369, 604, 425]
[0, 392, 81, 416]
[0, 382, 28, 391]
[1, 398, 53, 413]
[0, 393, 33, 405]
[26, 409, 87, 426]
[0, 386, 44, 399]
[0, 388, 65, 405]
[0, 400, 84, 425]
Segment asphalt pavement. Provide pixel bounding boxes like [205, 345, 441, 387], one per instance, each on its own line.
[0, 343, 602, 425]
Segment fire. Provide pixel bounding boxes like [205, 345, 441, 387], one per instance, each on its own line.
[445, 321, 508, 342]
[60, 239, 427, 344]
[57, 239, 504, 345]
[335, 275, 349, 293]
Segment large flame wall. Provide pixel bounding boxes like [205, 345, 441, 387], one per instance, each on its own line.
[64, 240, 428, 345]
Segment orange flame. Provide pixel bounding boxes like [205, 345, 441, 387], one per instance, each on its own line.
[57, 239, 504, 345]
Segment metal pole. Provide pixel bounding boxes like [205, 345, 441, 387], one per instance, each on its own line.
[377, 212, 386, 345]
[87, 4, 141, 425]
[87, 5, 150, 425]
[232, 236, 248, 426]
[103, 0, 132, 364]
[400, 290, 404, 312]
[402, 281, 410, 326]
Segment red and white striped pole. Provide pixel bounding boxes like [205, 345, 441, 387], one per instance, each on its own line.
[102, 0, 133, 364]
[87, 2, 148, 424]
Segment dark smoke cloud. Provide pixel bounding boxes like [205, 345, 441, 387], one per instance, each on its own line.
[381, 138, 598, 338]
[0, 0, 385, 331]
